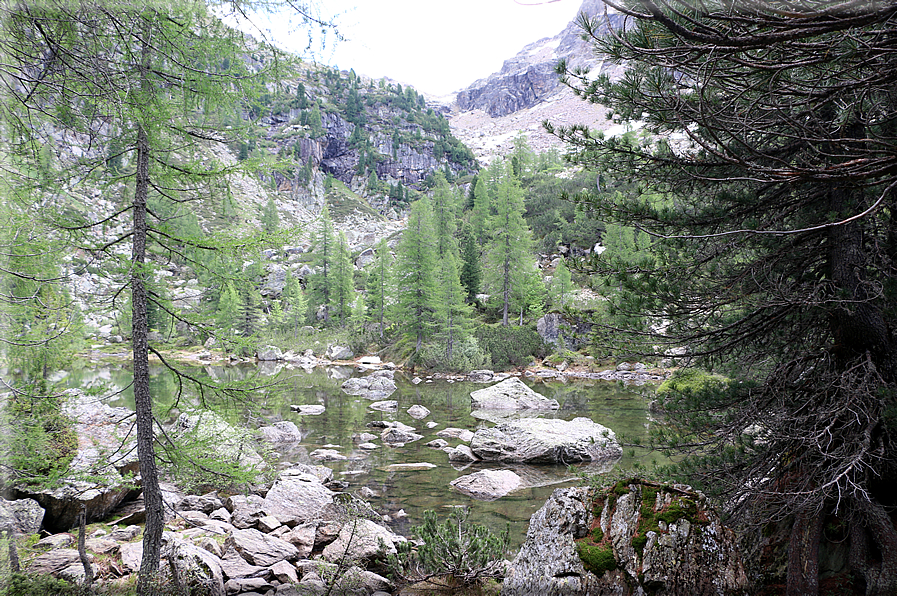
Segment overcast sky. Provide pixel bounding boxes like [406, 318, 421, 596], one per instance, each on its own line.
[255, 1, 584, 96]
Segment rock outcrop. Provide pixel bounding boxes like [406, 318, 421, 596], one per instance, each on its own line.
[470, 417, 621, 464]
[470, 377, 560, 410]
[456, 0, 626, 118]
[502, 481, 749, 596]
[536, 312, 594, 351]
[14, 390, 140, 531]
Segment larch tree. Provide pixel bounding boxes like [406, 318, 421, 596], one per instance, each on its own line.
[308, 204, 337, 323]
[331, 230, 355, 326]
[485, 163, 538, 326]
[394, 197, 438, 353]
[553, 1, 897, 593]
[365, 237, 391, 338]
[0, 1, 335, 590]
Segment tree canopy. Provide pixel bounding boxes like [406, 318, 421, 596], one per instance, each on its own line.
[555, 1, 897, 594]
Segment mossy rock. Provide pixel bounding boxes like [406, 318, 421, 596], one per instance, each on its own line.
[656, 368, 729, 398]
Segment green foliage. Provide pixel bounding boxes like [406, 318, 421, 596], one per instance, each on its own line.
[474, 325, 548, 369]
[576, 541, 617, 576]
[260, 196, 280, 234]
[5, 573, 93, 596]
[394, 197, 439, 352]
[387, 508, 510, 587]
[655, 368, 730, 400]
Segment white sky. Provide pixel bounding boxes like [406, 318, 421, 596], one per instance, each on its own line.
[256, 1, 584, 96]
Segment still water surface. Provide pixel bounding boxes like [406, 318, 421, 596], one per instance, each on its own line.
[66, 362, 665, 549]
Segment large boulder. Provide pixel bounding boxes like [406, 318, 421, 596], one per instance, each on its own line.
[502, 482, 749, 596]
[341, 374, 397, 399]
[450, 469, 521, 501]
[257, 420, 302, 444]
[262, 468, 336, 522]
[322, 518, 406, 563]
[536, 313, 594, 351]
[164, 533, 226, 596]
[470, 417, 622, 464]
[0, 498, 45, 535]
[173, 410, 267, 474]
[225, 528, 300, 567]
[470, 377, 559, 410]
[14, 389, 141, 531]
[326, 345, 354, 361]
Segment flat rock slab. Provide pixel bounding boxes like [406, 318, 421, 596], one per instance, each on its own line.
[225, 528, 299, 567]
[322, 519, 406, 562]
[470, 377, 559, 410]
[290, 404, 325, 415]
[385, 463, 438, 472]
[470, 417, 622, 464]
[450, 469, 522, 500]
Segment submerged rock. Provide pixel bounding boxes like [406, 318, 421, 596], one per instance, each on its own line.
[470, 377, 560, 410]
[470, 417, 621, 464]
[341, 373, 397, 399]
[450, 469, 522, 501]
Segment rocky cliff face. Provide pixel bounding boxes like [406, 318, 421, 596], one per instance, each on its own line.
[456, 0, 626, 118]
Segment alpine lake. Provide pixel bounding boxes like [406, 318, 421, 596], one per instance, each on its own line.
[64, 360, 668, 551]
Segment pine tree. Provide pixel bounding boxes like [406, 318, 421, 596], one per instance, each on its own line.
[430, 171, 459, 257]
[395, 197, 439, 353]
[260, 196, 280, 234]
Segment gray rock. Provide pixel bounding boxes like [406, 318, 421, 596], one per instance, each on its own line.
[536, 313, 593, 351]
[447, 444, 479, 463]
[425, 438, 449, 449]
[380, 427, 423, 444]
[291, 404, 326, 415]
[341, 376, 397, 400]
[27, 549, 91, 576]
[258, 421, 302, 443]
[450, 469, 522, 500]
[225, 528, 299, 567]
[406, 404, 430, 419]
[218, 546, 266, 580]
[283, 522, 317, 558]
[322, 519, 406, 563]
[270, 559, 298, 584]
[470, 417, 622, 464]
[35, 533, 75, 549]
[257, 345, 284, 361]
[310, 448, 347, 461]
[325, 345, 354, 361]
[467, 370, 495, 383]
[165, 535, 226, 596]
[502, 483, 749, 596]
[470, 377, 559, 410]
[110, 524, 141, 542]
[262, 469, 336, 523]
[436, 428, 475, 442]
[120, 541, 143, 572]
[177, 493, 223, 514]
[368, 400, 397, 412]
[0, 497, 45, 535]
[14, 390, 140, 531]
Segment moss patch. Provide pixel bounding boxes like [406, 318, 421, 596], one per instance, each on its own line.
[577, 541, 617, 575]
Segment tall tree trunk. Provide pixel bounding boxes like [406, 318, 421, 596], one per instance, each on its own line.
[78, 504, 94, 587]
[134, 123, 163, 594]
[786, 512, 823, 596]
[856, 498, 897, 595]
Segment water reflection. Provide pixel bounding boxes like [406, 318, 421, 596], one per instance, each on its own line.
[66, 362, 666, 549]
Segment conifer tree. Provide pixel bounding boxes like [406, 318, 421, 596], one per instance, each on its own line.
[459, 223, 482, 302]
[436, 252, 473, 363]
[395, 197, 439, 352]
[550, 258, 573, 309]
[431, 172, 459, 257]
[308, 205, 336, 323]
[365, 238, 392, 338]
[332, 231, 355, 326]
[1, 3, 336, 584]
[486, 165, 538, 326]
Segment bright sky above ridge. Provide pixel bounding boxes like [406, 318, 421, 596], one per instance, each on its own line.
[262, 1, 583, 96]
